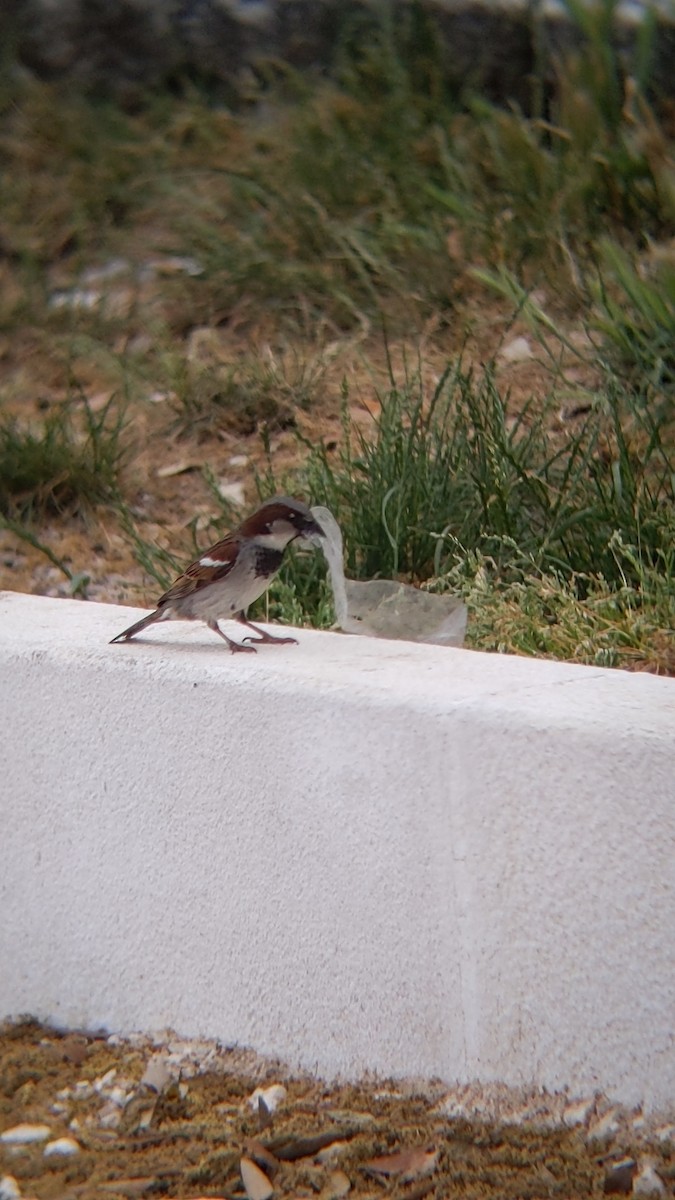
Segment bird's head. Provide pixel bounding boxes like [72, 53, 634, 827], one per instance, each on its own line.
[241, 497, 325, 550]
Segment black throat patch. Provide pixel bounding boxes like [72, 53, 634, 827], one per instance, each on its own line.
[254, 545, 285, 578]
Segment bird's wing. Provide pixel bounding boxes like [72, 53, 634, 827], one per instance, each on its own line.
[157, 533, 240, 606]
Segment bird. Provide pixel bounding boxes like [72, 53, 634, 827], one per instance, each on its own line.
[109, 496, 325, 653]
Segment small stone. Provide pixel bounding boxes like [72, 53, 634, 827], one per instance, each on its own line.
[633, 1160, 666, 1195]
[156, 460, 199, 478]
[240, 1156, 274, 1200]
[603, 1157, 637, 1194]
[80, 258, 130, 285]
[0, 1177, 21, 1200]
[44, 1137, 80, 1157]
[587, 1108, 621, 1140]
[0, 1125, 51, 1145]
[228, 454, 249, 468]
[147, 255, 202, 277]
[499, 335, 533, 363]
[502, 1103, 557, 1128]
[315, 1142, 349, 1163]
[563, 1098, 594, 1127]
[217, 480, 246, 507]
[94, 1068, 117, 1093]
[87, 391, 115, 414]
[119, 1091, 157, 1133]
[320, 1169, 351, 1198]
[247, 1084, 287, 1115]
[49, 288, 102, 311]
[140, 1056, 171, 1094]
[98, 1101, 122, 1129]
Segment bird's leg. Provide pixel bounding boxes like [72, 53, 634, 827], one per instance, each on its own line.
[207, 619, 257, 653]
[238, 615, 298, 646]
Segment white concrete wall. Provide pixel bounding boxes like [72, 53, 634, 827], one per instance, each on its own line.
[1, 590, 674, 1109]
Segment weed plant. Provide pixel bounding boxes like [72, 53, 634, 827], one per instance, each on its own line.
[242, 353, 674, 671]
[596, 241, 675, 393]
[0, 396, 126, 517]
[251, 356, 673, 576]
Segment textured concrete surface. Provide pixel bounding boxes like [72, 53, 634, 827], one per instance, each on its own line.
[1, 590, 674, 1108]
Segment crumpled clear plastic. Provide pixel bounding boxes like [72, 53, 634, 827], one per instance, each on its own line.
[310, 506, 467, 647]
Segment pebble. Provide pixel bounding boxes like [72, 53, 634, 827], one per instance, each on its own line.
[633, 1160, 666, 1195]
[94, 1068, 117, 1093]
[107, 1032, 148, 1049]
[503, 1104, 559, 1129]
[97, 1101, 123, 1130]
[0, 1177, 21, 1200]
[247, 1084, 287, 1114]
[80, 258, 130, 285]
[562, 1098, 594, 1127]
[499, 335, 533, 363]
[48, 288, 102, 311]
[141, 1056, 172, 1094]
[43, 1138, 80, 1158]
[587, 1107, 621, 1140]
[217, 480, 246, 507]
[320, 1169, 351, 1198]
[603, 1157, 637, 1194]
[315, 1141, 349, 1163]
[147, 255, 202, 277]
[0, 1125, 51, 1145]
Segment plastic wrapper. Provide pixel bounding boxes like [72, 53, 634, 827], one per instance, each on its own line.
[311, 506, 467, 647]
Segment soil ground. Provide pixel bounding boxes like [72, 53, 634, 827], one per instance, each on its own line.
[1, 1021, 673, 1200]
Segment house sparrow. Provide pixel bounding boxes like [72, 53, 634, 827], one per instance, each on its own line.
[110, 496, 324, 653]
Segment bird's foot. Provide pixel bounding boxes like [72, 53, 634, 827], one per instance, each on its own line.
[242, 632, 298, 646]
[208, 620, 257, 652]
[239, 617, 297, 646]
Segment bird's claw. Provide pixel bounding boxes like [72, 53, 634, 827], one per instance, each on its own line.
[242, 634, 298, 646]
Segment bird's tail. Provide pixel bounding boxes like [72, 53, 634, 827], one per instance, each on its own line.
[109, 609, 163, 644]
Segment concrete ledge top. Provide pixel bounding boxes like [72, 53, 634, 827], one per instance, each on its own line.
[2, 590, 673, 731]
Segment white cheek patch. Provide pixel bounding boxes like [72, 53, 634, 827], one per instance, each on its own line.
[199, 556, 225, 568]
[258, 528, 295, 551]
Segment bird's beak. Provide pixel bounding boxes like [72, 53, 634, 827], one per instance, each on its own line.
[301, 514, 325, 545]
